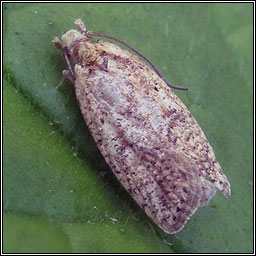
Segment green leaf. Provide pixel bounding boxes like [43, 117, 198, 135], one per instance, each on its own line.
[3, 3, 253, 253]
[3, 213, 71, 253]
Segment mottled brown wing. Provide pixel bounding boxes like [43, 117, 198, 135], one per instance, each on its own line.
[74, 60, 208, 233]
[96, 41, 230, 197]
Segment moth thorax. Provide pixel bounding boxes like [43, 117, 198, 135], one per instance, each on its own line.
[77, 42, 100, 65]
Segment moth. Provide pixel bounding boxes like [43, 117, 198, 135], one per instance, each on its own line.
[53, 19, 231, 234]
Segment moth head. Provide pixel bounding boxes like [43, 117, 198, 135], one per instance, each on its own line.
[62, 29, 99, 65]
[61, 29, 84, 50]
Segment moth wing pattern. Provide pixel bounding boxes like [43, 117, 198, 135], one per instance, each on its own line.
[53, 21, 231, 234]
[74, 62, 205, 233]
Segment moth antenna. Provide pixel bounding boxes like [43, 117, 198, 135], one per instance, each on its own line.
[75, 18, 87, 33]
[86, 31, 188, 91]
